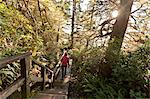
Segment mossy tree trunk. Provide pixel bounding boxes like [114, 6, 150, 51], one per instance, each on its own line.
[102, 0, 134, 76]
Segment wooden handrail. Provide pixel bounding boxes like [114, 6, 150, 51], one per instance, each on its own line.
[0, 52, 31, 69]
[32, 59, 53, 73]
[0, 52, 31, 99]
[0, 53, 62, 99]
[32, 59, 61, 90]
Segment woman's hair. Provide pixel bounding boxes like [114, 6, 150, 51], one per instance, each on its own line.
[64, 53, 67, 56]
[64, 47, 67, 50]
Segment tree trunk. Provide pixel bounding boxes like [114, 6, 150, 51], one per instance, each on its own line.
[56, 29, 60, 61]
[70, 0, 76, 49]
[102, 0, 134, 77]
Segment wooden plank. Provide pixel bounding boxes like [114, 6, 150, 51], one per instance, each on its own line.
[0, 52, 31, 69]
[41, 88, 68, 95]
[54, 67, 61, 79]
[41, 67, 46, 91]
[32, 93, 67, 99]
[32, 94, 68, 99]
[20, 57, 31, 99]
[0, 78, 25, 99]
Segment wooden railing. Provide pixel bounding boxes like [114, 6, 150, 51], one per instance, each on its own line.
[0, 52, 31, 99]
[0, 52, 61, 99]
[32, 59, 61, 90]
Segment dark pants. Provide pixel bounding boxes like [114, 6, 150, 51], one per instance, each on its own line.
[61, 65, 67, 79]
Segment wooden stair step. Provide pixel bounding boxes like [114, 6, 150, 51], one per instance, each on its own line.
[41, 88, 68, 95]
[31, 67, 71, 99]
[32, 93, 67, 99]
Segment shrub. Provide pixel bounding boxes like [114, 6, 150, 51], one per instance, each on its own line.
[72, 42, 149, 98]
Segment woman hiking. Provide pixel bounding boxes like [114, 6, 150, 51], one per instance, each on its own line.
[60, 51, 70, 80]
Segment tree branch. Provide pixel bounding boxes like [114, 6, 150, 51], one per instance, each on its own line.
[131, 3, 144, 14]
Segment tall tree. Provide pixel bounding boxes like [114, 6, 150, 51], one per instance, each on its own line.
[70, 0, 76, 48]
[102, 0, 134, 76]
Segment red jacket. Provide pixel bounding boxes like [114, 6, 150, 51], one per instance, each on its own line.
[61, 55, 69, 66]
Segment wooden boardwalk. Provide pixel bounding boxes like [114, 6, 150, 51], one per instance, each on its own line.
[31, 67, 71, 99]
[0, 52, 72, 99]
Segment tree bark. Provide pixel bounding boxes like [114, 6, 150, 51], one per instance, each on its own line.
[102, 0, 134, 77]
[70, 0, 76, 49]
[37, 0, 45, 31]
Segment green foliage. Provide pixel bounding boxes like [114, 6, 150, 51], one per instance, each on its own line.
[0, 2, 50, 91]
[0, 62, 20, 91]
[78, 75, 126, 98]
[0, 1, 67, 91]
[72, 42, 149, 98]
[0, 3, 43, 58]
[72, 47, 105, 78]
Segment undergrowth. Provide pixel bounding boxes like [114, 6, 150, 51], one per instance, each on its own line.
[71, 42, 150, 98]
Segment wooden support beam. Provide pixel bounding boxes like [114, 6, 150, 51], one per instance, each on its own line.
[20, 56, 31, 99]
[41, 67, 46, 91]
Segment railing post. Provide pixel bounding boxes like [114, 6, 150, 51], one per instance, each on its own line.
[41, 67, 46, 90]
[20, 56, 31, 99]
